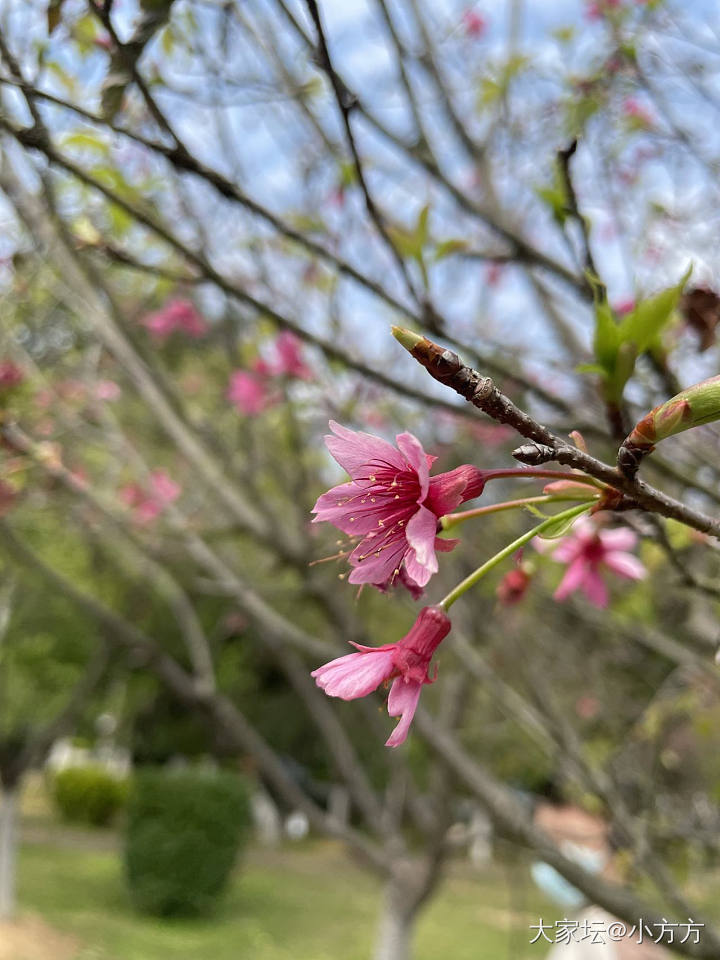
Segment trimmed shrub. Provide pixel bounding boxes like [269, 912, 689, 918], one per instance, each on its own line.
[51, 765, 128, 827]
[124, 767, 250, 917]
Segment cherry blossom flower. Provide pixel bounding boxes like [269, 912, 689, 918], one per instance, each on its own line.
[273, 331, 313, 380]
[227, 370, 274, 415]
[623, 97, 654, 128]
[612, 298, 636, 316]
[141, 298, 208, 341]
[119, 470, 181, 525]
[542, 517, 646, 608]
[0, 362, 24, 390]
[95, 380, 121, 401]
[312, 605, 451, 747]
[497, 567, 532, 606]
[149, 470, 181, 505]
[462, 9, 487, 37]
[312, 422, 487, 593]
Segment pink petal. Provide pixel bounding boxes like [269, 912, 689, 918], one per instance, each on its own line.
[404, 505, 439, 587]
[582, 569, 609, 608]
[395, 432, 430, 499]
[604, 551, 646, 581]
[385, 677, 423, 747]
[325, 421, 405, 480]
[348, 534, 406, 585]
[312, 649, 395, 700]
[434, 536, 459, 553]
[552, 538, 584, 563]
[554, 557, 588, 600]
[311, 481, 363, 531]
[598, 527, 637, 552]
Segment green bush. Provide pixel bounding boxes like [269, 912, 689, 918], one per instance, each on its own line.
[51, 766, 128, 827]
[124, 767, 251, 917]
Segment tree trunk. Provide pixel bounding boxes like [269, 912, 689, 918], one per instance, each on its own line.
[373, 878, 416, 960]
[0, 786, 18, 921]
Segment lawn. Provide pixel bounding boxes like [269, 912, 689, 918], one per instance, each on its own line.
[14, 816, 558, 960]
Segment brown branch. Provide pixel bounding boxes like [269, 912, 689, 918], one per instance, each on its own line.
[396, 330, 720, 538]
[303, 0, 422, 308]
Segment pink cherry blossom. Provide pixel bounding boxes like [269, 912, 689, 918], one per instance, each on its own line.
[312, 422, 487, 593]
[273, 331, 313, 380]
[497, 567, 531, 606]
[95, 379, 121, 401]
[141, 298, 208, 341]
[585, 0, 621, 19]
[462, 9, 487, 38]
[612, 298, 636, 316]
[544, 517, 646, 608]
[227, 370, 274, 416]
[623, 97, 654, 127]
[312, 605, 451, 746]
[118, 470, 181, 525]
[149, 470, 181, 505]
[0, 362, 23, 390]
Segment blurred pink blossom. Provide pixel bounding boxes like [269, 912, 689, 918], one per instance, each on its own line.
[623, 97, 655, 128]
[541, 517, 646, 608]
[0, 362, 24, 390]
[462, 9, 487, 37]
[585, 0, 621, 19]
[612, 298, 636, 316]
[95, 380, 121, 401]
[227, 370, 274, 415]
[141, 298, 208, 341]
[497, 567, 532, 606]
[273, 331, 313, 380]
[119, 470, 181, 525]
[149, 470, 181, 505]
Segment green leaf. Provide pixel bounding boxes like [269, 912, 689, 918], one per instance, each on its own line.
[433, 238, 468, 262]
[161, 25, 175, 56]
[575, 362, 607, 376]
[536, 184, 568, 226]
[592, 299, 619, 373]
[538, 511, 585, 540]
[605, 340, 637, 405]
[388, 204, 431, 287]
[619, 265, 692, 353]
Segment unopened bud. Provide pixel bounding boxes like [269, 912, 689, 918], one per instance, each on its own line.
[391, 326, 426, 353]
[619, 374, 720, 477]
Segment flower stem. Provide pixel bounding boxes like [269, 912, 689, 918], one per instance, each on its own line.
[441, 493, 599, 531]
[481, 468, 602, 487]
[439, 501, 595, 611]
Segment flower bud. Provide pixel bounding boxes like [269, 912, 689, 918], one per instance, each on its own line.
[618, 374, 720, 477]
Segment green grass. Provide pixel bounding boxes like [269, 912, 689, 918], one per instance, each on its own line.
[16, 820, 557, 960]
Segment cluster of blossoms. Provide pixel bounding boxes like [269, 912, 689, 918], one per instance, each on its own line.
[119, 469, 181, 525]
[141, 298, 208, 341]
[228, 332, 312, 416]
[310, 422, 646, 746]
